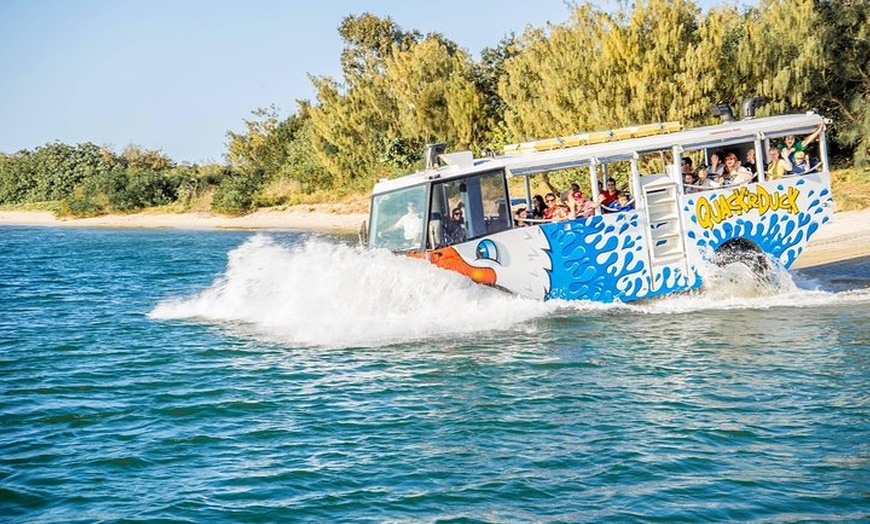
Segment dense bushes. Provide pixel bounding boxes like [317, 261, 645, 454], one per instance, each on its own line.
[60, 169, 181, 215]
[211, 170, 266, 215]
[0, 143, 245, 217]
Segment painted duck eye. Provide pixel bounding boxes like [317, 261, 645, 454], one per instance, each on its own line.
[475, 239, 499, 262]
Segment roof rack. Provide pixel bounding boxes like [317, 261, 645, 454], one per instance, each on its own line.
[503, 121, 683, 155]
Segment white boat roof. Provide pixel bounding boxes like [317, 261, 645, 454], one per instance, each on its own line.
[372, 112, 824, 195]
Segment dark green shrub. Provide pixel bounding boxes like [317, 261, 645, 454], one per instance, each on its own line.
[211, 171, 264, 215]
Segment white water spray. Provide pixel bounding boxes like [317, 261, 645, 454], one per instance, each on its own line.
[150, 235, 551, 347]
[150, 235, 869, 346]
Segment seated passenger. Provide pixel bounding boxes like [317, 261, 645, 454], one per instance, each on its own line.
[514, 207, 528, 227]
[694, 165, 718, 190]
[544, 173, 587, 205]
[790, 151, 819, 175]
[779, 123, 824, 163]
[743, 148, 758, 174]
[683, 171, 698, 193]
[530, 194, 547, 219]
[570, 183, 584, 202]
[608, 191, 634, 212]
[568, 191, 605, 219]
[444, 207, 467, 243]
[709, 151, 725, 178]
[766, 146, 793, 179]
[600, 179, 618, 207]
[719, 152, 752, 185]
[543, 192, 571, 222]
[682, 156, 693, 173]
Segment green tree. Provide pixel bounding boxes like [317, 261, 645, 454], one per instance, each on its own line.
[677, 4, 744, 120]
[732, 0, 825, 115]
[281, 112, 332, 189]
[26, 142, 113, 202]
[212, 169, 264, 215]
[499, 1, 705, 140]
[337, 13, 420, 80]
[475, 35, 521, 149]
[225, 105, 302, 176]
[307, 14, 419, 186]
[118, 145, 174, 171]
[814, 0, 870, 166]
[0, 151, 35, 204]
[308, 72, 400, 185]
[384, 34, 484, 151]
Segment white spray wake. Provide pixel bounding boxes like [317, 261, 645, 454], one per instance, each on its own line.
[601, 260, 870, 316]
[149, 235, 551, 347]
[149, 235, 869, 346]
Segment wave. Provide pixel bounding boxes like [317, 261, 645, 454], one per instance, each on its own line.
[149, 235, 549, 347]
[149, 235, 870, 347]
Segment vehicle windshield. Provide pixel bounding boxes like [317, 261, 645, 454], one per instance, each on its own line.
[369, 185, 428, 252]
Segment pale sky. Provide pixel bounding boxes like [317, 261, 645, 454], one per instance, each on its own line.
[0, 0, 725, 164]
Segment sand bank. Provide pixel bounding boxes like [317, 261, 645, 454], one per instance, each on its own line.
[0, 208, 369, 235]
[1, 208, 867, 268]
[789, 209, 870, 269]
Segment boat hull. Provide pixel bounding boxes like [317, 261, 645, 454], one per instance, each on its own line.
[420, 172, 833, 303]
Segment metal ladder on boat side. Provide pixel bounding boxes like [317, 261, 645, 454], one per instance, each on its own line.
[638, 175, 689, 290]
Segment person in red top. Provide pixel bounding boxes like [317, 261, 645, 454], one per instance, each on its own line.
[542, 192, 570, 222]
[600, 179, 618, 208]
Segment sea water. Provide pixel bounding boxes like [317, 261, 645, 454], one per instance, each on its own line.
[1, 226, 867, 523]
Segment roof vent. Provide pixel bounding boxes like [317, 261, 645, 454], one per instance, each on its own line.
[423, 142, 448, 170]
[709, 102, 735, 123]
[439, 151, 474, 168]
[741, 96, 767, 120]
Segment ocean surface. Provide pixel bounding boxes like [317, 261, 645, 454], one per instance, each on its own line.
[1, 226, 868, 523]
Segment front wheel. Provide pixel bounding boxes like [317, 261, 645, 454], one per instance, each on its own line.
[708, 238, 789, 296]
[713, 239, 771, 276]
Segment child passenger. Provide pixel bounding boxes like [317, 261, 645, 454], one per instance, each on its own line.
[683, 171, 698, 193]
[608, 191, 634, 212]
[790, 151, 819, 175]
[694, 165, 718, 190]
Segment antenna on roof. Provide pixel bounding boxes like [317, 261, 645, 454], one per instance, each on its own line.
[423, 142, 448, 170]
[709, 102, 735, 123]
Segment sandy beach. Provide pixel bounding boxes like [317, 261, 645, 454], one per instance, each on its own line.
[0, 207, 369, 235]
[1, 207, 867, 268]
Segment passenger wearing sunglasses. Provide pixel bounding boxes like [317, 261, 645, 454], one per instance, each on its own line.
[542, 192, 570, 222]
[444, 207, 467, 244]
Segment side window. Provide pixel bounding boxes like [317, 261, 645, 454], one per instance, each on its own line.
[478, 171, 512, 236]
[427, 170, 510, 249]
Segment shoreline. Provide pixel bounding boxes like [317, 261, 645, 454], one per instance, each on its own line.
[0, 208, 369, 235]
[1, 208, 867, 269]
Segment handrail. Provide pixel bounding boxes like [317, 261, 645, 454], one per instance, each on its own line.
[682, 183, 716, 190]
[522, 199, 638, 219]
[600, 200, 636, 212]
[783, 166, 821, 177]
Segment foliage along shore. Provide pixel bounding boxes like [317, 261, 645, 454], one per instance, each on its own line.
[1, 0, 867, 219]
